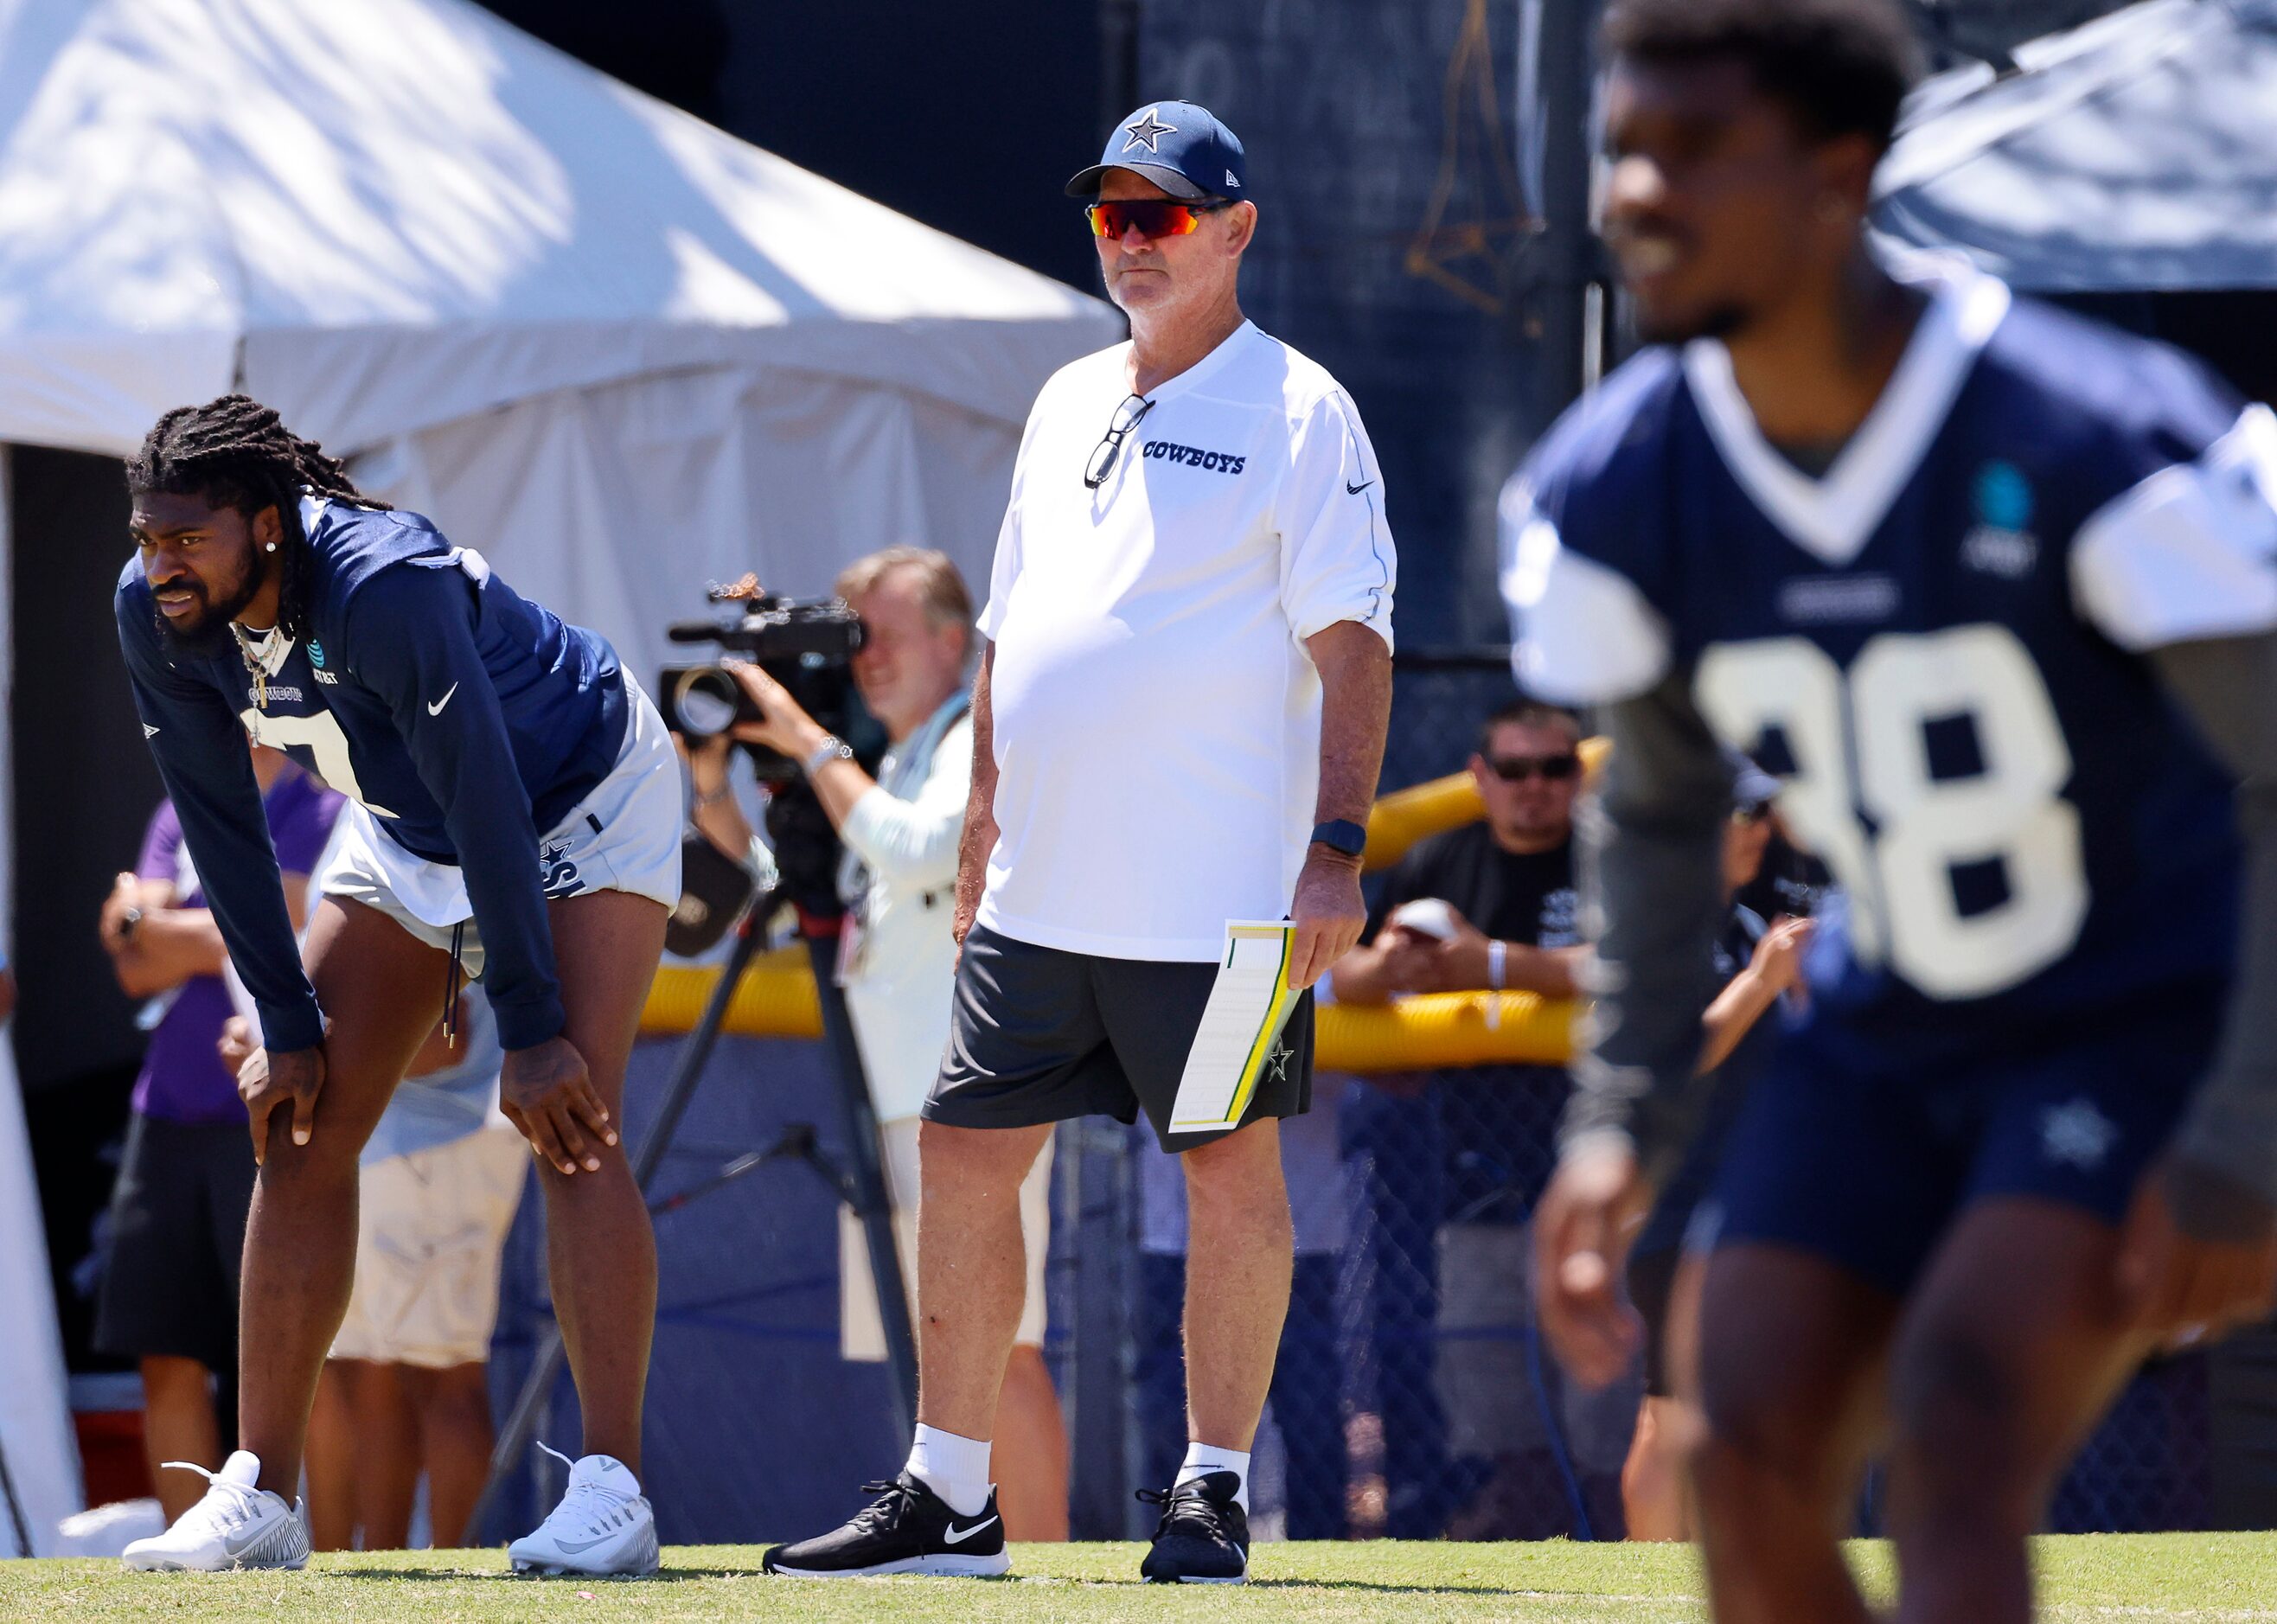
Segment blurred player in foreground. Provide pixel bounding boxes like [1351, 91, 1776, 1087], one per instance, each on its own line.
[1508, 0, 2277, 1618]
[113, 396, 677, 1576]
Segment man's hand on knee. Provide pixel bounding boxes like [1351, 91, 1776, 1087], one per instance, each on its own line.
[502, 1035, 617, 1177]
[240, 1043, 327, 1166]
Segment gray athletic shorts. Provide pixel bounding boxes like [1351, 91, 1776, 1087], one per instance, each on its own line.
[925, 924, 1314, 1153]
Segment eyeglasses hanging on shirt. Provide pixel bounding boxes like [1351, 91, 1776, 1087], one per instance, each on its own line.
[1084, 393, 1155, 490]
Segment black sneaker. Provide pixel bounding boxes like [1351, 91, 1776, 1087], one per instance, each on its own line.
[763, 1473, 1008, 1579]
[1137, 1470, 1249, 1584]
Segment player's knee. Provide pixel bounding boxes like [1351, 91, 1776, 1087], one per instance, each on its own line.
[1890, 1327, 2037, 1514]
[1683, 1413, 1750, 1508]
[1691, 1374, 1838, 1506]
[1180, 1121, 1282, 1195]
[917, 1119, 1029, 1205]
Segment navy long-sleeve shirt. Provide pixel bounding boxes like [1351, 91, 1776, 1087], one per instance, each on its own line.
[117, 495, 628, 1053]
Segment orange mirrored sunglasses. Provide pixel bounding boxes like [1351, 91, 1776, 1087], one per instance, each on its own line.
[1085, 198, 1234, 240]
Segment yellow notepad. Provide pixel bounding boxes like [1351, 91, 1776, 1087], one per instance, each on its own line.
[1167, 921, 1303, 1135]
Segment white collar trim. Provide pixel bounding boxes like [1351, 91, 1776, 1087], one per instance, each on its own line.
[1128, 319, 1260, 406]
[1681, 263, 2012, 566]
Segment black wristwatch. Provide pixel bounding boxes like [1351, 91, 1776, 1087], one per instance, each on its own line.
[1309, 818, 1369, 860]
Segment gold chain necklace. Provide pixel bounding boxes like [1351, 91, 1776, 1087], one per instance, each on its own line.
[232, 624, 284, 711]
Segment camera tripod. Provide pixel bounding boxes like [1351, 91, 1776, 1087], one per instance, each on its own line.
[468, 890, 919, 1539]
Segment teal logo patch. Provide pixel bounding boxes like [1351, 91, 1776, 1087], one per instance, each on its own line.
[306, 641, 326, 668]
[1962, 459, 2040, 580]
[1973, 461, 2033, 532]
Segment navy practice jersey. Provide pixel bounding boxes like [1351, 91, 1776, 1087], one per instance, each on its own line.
[117, 496, 629, 1053]
[1504, 262, 2277, 1070]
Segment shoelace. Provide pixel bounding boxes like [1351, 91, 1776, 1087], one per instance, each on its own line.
[1135, 1480, 1234, 1544]
[159, 1461, 269, 1535]
[845, 1480, 915, 1537]
[534, 1442, 637, 1538]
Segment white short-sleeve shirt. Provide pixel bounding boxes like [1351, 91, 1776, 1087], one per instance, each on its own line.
[976, 320, 1396, 962]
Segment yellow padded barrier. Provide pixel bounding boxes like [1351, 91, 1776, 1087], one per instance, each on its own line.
[640, 735, 1607, 1067]
[1363, 774, 1484, 872]
[641, 953, 1581, 1071]
[1315, 990, 1578, 1071]
[641, 949, 823, 1040]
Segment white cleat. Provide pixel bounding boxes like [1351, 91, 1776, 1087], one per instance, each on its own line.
[120, 1451, 310, 1572]
[508, 1444, 661, 1577]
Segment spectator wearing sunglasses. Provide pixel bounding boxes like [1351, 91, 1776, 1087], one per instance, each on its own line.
[1333, 698, 1607, 1538]
[766, 99, 1396, 1587]
[1333, 699, 1588, 1007]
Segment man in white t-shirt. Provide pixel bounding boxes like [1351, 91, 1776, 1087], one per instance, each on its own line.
[767, 99, 1396, 1587]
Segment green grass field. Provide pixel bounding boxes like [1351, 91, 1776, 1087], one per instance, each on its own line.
[6, 1536, 2277, 1621]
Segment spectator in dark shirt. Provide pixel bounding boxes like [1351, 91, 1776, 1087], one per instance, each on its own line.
[93, 747, 341, 1524]
[1329, 699, 1609, 1538]
[1332, 699, 1587, 1008]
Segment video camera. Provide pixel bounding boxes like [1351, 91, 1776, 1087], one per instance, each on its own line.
[658, 587, 866, 784]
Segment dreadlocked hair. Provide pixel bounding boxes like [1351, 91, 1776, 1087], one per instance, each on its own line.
[126, 394, 390, 642]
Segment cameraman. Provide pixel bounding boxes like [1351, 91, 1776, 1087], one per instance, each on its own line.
[683, 547, 1068, 1542]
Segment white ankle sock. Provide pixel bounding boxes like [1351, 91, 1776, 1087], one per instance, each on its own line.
[1177, 1441, 1251, 1511]
[905, 1423, 992, 1519]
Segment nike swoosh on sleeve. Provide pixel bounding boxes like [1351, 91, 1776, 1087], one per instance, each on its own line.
[1346, 478, 1374, 495]
[426, 682, 460, 716]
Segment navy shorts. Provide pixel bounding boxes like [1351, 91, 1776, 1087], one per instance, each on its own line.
[926, 924, 1313, 1153]
[1707, 987, 2226, 1299]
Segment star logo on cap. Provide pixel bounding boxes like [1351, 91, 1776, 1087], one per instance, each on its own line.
[1123, 107, 1178, 153]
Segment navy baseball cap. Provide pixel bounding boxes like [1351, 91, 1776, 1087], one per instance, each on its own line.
[1066, 101, 1248, 201]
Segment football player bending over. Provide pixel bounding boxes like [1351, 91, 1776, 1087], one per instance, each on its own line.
[116, 397, 678, 1576]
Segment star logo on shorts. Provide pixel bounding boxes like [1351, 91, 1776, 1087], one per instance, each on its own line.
[1263, 1039, 1294, 1085]
[540, 835, 584, 898]
[1123, 107, 1177, 153]
[2040, 1097, 2119, 1171]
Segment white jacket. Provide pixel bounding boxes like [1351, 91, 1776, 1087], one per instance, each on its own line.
[838, 703, 972, 1122]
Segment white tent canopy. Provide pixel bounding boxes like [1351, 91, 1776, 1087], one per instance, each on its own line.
[1874, 0, 2277, 292]
[0, 0, 1117, 1550]
[0, 0, 1114, 450]
[0, 0, 1118, 648]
